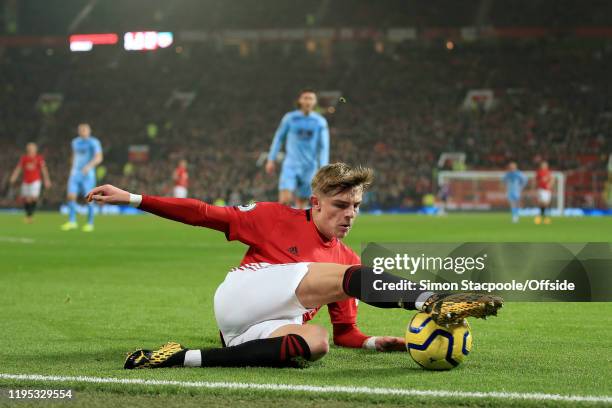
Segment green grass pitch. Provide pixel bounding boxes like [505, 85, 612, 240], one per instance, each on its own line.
[0, 212, 611, 407]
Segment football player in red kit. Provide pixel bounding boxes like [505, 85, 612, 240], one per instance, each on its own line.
[88, 163, 502, 369]
[535, 161, 553, 224]
[10, 143, 52, 223]
[173, 159, 189, 198]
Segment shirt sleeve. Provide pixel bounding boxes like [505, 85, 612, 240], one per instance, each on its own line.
[92, 138, 102, 155]
[330, 250, 371, 349]
[327, 250, 360, 324]
[225, 202, 282, 245]
[332, 323, 370, 349]
[267, 114, 290, 162]
[139, 195, 234, 233]
[327, 298, 358, 325]
[18, 156, 25, 168]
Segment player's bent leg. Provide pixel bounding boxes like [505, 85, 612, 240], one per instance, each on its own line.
[296, 263, 504, 325]
[269, 323, 329, 361]
[124, 333, 313, 369]
[296, 262, 430, 309]
[214, 263, 314, 343]
[295, 263, 348, 308]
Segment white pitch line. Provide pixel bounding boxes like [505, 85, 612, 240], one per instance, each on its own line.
[0, 236, 35, 244]
[0, 373, 611, 404]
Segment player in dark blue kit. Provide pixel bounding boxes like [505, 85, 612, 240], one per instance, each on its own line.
[61, 123, 103, 232]
[265, 89, 330, 208]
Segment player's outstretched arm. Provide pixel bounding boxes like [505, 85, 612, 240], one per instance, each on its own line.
[87, 184, 233, 232]
[328, 301, 405, 352]
[333, 322, 406, 352]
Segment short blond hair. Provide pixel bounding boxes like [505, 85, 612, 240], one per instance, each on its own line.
[311, 163, 374, 196]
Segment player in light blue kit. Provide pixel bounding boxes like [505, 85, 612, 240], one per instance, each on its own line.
[61, 123, 103, 232]
[503, 161, 528, 223]
[265, 89, 330, 208]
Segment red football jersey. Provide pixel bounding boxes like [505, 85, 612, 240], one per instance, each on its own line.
[19, 154, 45, 183]
[536, 168, 552, 190]
[227, 203, 359, 267]
[139, 196, 361, 325]
[226, 202, 361, 324]
[174, 167, 188, 187]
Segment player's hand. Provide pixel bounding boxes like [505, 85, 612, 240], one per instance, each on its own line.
[44, 180, 52, 189]
[87, 184, 130, 205]
[81, 167, 90, 175]
[265, 160, 275, 175]
[373, 336, 406, 352]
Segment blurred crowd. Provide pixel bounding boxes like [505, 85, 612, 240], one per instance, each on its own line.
[1, 40, 611, 209]
[14, 0, 612, 35]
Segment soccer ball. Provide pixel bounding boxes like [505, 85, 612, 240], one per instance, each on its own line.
[405, 312, 472, 370]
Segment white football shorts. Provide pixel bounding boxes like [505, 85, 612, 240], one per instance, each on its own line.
[537, 189, 552, 205]
[214, 262, 312, 347]
[173, 186, 188, 198]
[21, 180, 41, 199]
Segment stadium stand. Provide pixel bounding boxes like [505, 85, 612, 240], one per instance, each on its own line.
[2, 2, 611, 210]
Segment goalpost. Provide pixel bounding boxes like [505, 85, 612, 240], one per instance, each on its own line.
[437, 170, 566, 214]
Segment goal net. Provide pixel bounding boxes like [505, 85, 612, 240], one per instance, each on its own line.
[437, 170, 566, 213]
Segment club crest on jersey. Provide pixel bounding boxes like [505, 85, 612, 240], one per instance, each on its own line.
[237, 203, 256, 212]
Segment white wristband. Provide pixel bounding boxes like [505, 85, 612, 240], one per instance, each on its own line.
[363, 336, 378, 350]
[129, 193, 142, 208]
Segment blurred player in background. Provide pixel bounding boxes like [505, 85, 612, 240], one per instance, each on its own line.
[173, 159, 189, 198]
[437, 181, 450, 216]
[265, 89, 330, 208]
[61, 123, 103, 232]
[535, 161, 553, 225]
[9, 143, 52, 223]
[503, 161, 528, 223]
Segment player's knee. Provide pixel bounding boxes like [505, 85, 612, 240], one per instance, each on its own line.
[306, 326, 329, 361]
